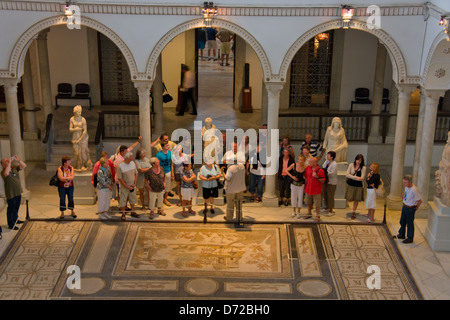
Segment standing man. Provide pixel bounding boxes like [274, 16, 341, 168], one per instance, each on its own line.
[304, 157, 325, 222]
[393, 175, 422, 244]
[301, 133, 325, 160]
[177, 65, 197, 116]
[224, 156, 246, 222]
[151, 133, 177, 153]
[216, 29, 234, 67]
[156, 141, 174, 206]
[1, 155, 26, 230]
[116, 152, 139, 221]
[206, 27, 218, 60]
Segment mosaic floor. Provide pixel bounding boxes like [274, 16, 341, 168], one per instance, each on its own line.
[0, 221, 422, 300]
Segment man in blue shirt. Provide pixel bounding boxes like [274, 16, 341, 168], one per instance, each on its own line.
[156, 141, 174, 206]
[206, 27, 218, 60]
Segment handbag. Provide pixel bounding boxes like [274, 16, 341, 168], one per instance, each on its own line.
[163, 93, 173, 103]
[49, 169, 60, 187]
[162, 83, 173, 103]
[192, 180, 198, 189]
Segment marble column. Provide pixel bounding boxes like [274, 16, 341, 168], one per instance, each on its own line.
[36, 29, 53, 119]
[412, 87, 427, 185]
[416, 89, 443, 209]
[368, 41, 386, 143]
[3, 80, 30, 199]
[134, 81, 152, 153]
[387, 84, 416, 209]
[262, 82, 284, 207]
[153, 55, 164, 135]
[22, 51, 39, 140]
[385, 85, 399, 144]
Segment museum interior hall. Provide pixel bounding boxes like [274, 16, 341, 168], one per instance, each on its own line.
[1, 0, 450, 302]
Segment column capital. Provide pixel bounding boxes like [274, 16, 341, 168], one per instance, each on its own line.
[396, 84, 417, 98]
[134, 80, 153, 98]
[0, 78, 19, 89]
[264, 81, 285, 96]
[424, 89, 445, 102]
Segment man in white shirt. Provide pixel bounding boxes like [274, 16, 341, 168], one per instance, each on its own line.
[224, 156, 246, 222]
[177, 65, 197, 116]
[393, 174, 422, 244]
[322, 151, 337, 214]
[116, 152, 139, 220]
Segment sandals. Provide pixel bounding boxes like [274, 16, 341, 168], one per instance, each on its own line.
[121, 214, 126, 221]
[255, 197, 261, 203]
[182, 211, 188, 217]
[71, 213, 77, 219]
[189, 209, 196, 215]
[157, 210, 166, 216]
[303, 214, 312, 220]
[130, 212, 140, 218]
[149, 211, 154, 219]
[351, 212, 356, 220]
[314, 216, 321, 222]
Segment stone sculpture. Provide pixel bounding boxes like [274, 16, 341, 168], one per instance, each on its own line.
[323, 117, 349, 163]
[69, 105, 92, 171]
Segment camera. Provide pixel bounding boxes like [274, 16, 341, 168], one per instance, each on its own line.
[207, 174, 213, 178]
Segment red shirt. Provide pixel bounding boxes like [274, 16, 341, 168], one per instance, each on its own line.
[305, 165, 325, 195]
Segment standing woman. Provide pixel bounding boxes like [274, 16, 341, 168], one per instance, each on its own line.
[135, 148, 151, 211]
[365, 162, 381, 223]
[278, 148, 295, 206]
[97, 157, 113, 219]
[181, 163, 197, 217]
[345, 154, 366, 219]
[145, 157, 166, 219]
[286, 155, 306, 218]
[58, 156, 76, 219]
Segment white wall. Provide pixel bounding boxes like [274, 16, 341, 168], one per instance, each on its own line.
[47, 25, 90, 106]
[339, 29, 393, 112]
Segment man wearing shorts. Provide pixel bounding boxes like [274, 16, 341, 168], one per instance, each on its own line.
[216, 29, 234, 66]
[116, 152, 139, 220]
[304, 157, 325, 222]
[206, 27, 218, 60]
[156, 141, 174, 206]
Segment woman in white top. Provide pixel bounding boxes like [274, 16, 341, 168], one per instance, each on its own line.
[345, 154, 366, 219]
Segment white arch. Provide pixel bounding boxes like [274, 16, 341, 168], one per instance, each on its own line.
[422, 31, 450, 89]
[3, 15, 138, 81]
[145, 18, 272, 82]
[279, 19, 409, 85]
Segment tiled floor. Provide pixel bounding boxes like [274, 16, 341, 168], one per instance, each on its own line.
[1, 52, 450, 300]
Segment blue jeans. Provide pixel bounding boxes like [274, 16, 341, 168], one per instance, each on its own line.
[398, 205, 416, 240]
[6, 195, 21, 229]
[58, 186, 74, 212]
[249, 173, 264, 197]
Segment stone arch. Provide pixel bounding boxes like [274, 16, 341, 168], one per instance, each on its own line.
[145, 18, 272, 82]
[279, 19, 408, 85]
[422, 31, 450, 90]
[4, 15, 138, 81]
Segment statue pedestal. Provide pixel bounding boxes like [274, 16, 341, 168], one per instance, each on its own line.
[334, 162, 348, 209]
[425, 197, 450, 251]
[74, 171, 97, 205]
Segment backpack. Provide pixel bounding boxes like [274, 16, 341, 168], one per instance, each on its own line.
[323, 162, 330, 184]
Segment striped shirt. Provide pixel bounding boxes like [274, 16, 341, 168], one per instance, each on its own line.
[301, 140, 323, 157]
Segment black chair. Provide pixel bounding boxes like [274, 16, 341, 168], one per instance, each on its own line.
[74, 83, 92, 110]
[55, 83, 72, 109]
[382, 88, 390, 112]
[350, 88, 372, 112]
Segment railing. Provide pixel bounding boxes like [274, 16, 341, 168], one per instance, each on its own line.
[279, 112, 450, 143]
[42, 113, 54, 163]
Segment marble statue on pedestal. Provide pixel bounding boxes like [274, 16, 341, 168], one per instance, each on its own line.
[70, 105, 92, 171]
[323, 117, 349, 163]
[202, 117, 220, 163]
[435, 131, 450, 206]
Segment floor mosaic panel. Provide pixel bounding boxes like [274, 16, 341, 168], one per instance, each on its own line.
[0, 221, 422, 300]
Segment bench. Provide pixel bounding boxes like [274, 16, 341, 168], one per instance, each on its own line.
[55, 83, 92, 110]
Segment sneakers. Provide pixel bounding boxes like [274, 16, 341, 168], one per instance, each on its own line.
[99, 212, 111, 220]
[291, 212, 297, 218]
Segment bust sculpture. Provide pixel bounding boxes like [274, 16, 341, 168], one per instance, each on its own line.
[69, 105, 92, 171]
[435, 131, 450, 206]
[323, 117, 349, 163]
